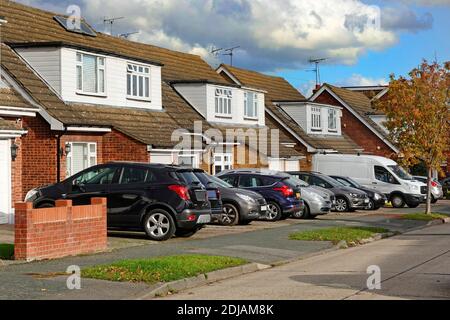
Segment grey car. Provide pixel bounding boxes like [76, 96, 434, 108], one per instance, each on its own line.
[285, 175, 334, 219]
[413, 176, 443, 203]
[287, 171, 370, 212]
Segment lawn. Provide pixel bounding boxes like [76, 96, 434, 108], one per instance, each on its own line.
[289, 226, 390, 245]
[399, 213, 448, 221]
[82, 254, 247, 284]
[0, 244, 14, 260]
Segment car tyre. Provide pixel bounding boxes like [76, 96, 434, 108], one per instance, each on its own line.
[391, 195, 406, 208]
[407, 203, 420, 208]
[335, 197, 349, 212]
[292, 203, 310, 219]
[175, 226, 201, 238]
[366, 199, 376, 210]
[143, 209, 175, 241]
[37, 202, 55, 208]
[220, 203, 240, 226]
[266, 201, 282, 221]
[431, 196, 438, 204]
[239, 220, 252, 226]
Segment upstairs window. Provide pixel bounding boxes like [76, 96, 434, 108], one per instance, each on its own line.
[328, 108, 337, 131]
[215, 88, 232, 116]
[311, 106, 322, 131]
[76, 52, 105, 94]
[127, 63, 150, 100]
[244, 92, 258, 118]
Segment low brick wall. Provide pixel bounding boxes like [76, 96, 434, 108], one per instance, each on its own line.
[14, 198, 107, 261]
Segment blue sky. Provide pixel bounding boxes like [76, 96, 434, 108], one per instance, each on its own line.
[16, 0, 450, 96]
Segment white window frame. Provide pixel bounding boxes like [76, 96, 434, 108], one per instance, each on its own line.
[213, 153, 233, 175]
[215, 88, 232, 117]
[311, 106, 322, 131]
[66, 142, 97, 177]
[76, 52, 106, 96]
[244, 91, 258, 119]
[328, 108, 337, 132]
[127, 63, 151, 101]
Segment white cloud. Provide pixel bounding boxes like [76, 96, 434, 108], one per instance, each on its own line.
[337, 73, 389, 86]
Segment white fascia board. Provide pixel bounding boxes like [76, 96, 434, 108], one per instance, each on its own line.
[0, 109, 36, 117]
[0, 130, 27, 138]
[216, 66, 242, 86]
[265, 108, 316, 153]
[372, 88, 389, 101]
[66, 126, 112, 133]
[310, 86, 399, 153]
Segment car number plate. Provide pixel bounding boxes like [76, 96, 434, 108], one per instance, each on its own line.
[197, 215, 211, 224]
[296, 193, 301, 199]
[260, 205, 267, 212]
[364, 199, 370, 203]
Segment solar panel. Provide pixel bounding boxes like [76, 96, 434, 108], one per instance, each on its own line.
[54, 15, 96, 37]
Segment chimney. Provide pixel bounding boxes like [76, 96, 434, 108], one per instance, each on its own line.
[312, 84, 321, 94]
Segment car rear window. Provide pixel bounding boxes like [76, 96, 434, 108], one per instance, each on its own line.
[177, 171, 201, 185]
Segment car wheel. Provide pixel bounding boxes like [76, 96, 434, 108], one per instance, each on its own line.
[239, 220, 252, 225]
[266, 202, 282, 221]
[143, 209, 175, 241]
[292, 203, 310, 219]
[391, 195, 405, 208]
[220, 203, 240, 226]
[366, 199, 375, 210]
[335, 197, 349, 212]
[37, 202, 54, 208]
[431, 196, 438, 204]
[407, 203, 420, 208]
[175, 227, 201, 238]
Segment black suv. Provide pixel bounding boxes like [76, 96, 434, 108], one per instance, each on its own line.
[26, 163, 212, 241]
[288, 171, 369, 212]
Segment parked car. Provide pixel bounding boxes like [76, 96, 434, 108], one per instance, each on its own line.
[177, 168, 223, 223]
[313, 154, 427, 208]
[287, 171, 369, 212]
[24, 163, 212, 241]
[282, 174, 333, 219]
[192, 169, 267, 225]
[413, 176, 443, 203]
[330, 175, 387, 210]
[216, 169, 304, 221]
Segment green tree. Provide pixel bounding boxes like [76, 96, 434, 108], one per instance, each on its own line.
[376, 61, 449, 214]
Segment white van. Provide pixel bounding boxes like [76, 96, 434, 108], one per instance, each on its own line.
[313, 154, 426, 208]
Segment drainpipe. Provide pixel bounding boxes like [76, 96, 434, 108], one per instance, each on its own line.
[56, 128, 67, 182]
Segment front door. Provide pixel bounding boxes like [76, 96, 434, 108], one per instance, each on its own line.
[0, 140, 11, 224]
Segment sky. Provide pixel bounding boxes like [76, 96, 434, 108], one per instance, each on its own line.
[15, 0, 450, 96]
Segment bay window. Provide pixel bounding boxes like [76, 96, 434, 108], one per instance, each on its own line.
[76, 52, 105, 94]
[127, 63, 150, 100]
[215, 88, 232, 116]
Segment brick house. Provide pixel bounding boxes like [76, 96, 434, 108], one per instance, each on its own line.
[310, 84, 399, 158]
[217, 64, 365, 170]
[0, 0, 304, 223]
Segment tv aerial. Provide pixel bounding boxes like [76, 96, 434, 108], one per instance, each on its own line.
[103, 16, 124, 35]
[308, 57, 328, 87]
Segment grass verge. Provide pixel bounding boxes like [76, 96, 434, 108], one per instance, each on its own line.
[399, 213, 448, 221]
[82, 254, 247, 284]
[0, 244, 14, 260]
[289, 226, 390, 245]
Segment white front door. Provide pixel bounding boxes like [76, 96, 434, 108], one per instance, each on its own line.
[0, 140, 11, 224]
[213, 153, 233, 175]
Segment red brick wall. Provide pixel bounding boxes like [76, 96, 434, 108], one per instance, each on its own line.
[314, 91, 395, 158]
[102, 130, 149, 163]
[14, 198, 107, 261]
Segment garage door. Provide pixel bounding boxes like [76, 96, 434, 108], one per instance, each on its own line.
[0, 140, 11, 224]
[150, 153, 174, 165]
[269, 159, 284, 171]
[285, 160, 300, 172]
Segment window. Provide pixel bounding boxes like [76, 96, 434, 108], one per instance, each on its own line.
[213, 153, 233, 174]
[244, 92, 258, 118]
[176, 171, 202, 185]
[66, 142, 97, 177]
[375, 166, 399, 184]
[127, 63, 150, 100]
[311, 106, 322, 131]
[73, 166, 117, 185]
[119, 167, 156, 184]
[76, 52, 105, 94]
[215, 88, 232, 116]
[220, 175, 237, 186]
[328, 108, 337, 131]
[311, 176, 333, 189]
[238, 175, 264, 188]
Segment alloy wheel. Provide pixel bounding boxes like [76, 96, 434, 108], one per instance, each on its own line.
[146, 213, 170, 237]
[335, 198, 348, 212]
[267, 203, 279, 220]
[221, 205, 238, 225]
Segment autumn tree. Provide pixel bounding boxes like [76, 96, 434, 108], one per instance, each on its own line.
[376, 60, 449, 214]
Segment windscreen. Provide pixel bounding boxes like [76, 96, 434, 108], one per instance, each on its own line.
[388, 165, 413, 180]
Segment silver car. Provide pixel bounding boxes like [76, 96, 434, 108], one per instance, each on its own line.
[287, 176, 333, 219]
[413, 176, 444, 203]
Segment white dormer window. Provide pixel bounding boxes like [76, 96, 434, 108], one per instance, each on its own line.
[311, 106, 322, 131]
[244, 92, 258, 119]
[76, 52, 105, 95]
[328, 108, 337, 131]
[215, 88, 232, 116]
[127, 63, 150, 100]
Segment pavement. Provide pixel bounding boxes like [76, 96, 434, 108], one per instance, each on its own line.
[162, 223, 450, 300]
[0, 201, 449, 300]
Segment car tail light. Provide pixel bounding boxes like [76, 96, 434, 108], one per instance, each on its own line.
[168, 185, 191, 201]
[273, 185, 294, 197]
[431, 181, 437, 187]
[216, 189, 221, 199]
[187, 214, 196, 221]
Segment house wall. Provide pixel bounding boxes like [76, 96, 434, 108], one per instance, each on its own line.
[314, 91, 395, 158]
[173, 84, 208, 117]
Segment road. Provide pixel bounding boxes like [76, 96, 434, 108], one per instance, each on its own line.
[162, 223, 450, 300]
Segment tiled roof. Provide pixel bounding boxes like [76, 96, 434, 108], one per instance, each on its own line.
[0, 86, 33, 109]
[220, 64, 363, 153]
[0, 117, 20, 130]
